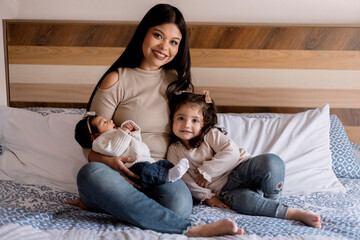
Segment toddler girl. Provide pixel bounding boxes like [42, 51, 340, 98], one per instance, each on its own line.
[167, 91, 321, 229]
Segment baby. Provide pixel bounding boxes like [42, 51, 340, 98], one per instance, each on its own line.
[75, 113, 189, 188]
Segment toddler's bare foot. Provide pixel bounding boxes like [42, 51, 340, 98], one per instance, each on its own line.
[64, 198, 88, 210]
[286, 208, 321, 229]
[185, 218, 244, 237]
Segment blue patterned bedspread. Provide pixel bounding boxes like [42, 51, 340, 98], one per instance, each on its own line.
[0, 175, 359, 239]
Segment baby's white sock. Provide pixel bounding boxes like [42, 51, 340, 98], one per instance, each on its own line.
[167, 158, 189, 182]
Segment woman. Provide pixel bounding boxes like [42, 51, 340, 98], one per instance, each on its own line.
[71, 4, 243, 237]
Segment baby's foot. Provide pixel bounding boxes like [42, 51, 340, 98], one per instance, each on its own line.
[167, 158, 189, 182]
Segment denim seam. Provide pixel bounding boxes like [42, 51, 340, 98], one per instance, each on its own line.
[158, 166, 168, 183]
[275, 203, 289, 219]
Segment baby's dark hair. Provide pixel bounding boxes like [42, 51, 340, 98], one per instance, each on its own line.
[169, 92, 218, 148]
[74, 115, 99, 148]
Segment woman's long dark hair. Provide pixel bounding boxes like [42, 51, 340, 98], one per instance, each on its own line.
[87, 4, 193, 110]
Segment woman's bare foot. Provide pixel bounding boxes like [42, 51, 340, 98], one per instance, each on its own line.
[64, 198, 88, 210]
[286, 208, 321, 229]
[185, 218, 244, 237]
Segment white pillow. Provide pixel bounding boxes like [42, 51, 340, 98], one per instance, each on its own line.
[217, 104, 346, 195]
[0, 106, 87, 193]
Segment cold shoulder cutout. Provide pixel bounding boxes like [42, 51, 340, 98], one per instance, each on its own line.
[99, 71, 119, 90]
[90, 68, 176, 160]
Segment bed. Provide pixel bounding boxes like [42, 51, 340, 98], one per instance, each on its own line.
[1, 20, 360, 240]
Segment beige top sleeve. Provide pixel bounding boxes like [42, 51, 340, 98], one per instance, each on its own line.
[167, 128, 251, 200]
[89, 68, 176, 160]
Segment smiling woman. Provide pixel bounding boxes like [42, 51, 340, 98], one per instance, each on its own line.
[140, 23, 182, 70]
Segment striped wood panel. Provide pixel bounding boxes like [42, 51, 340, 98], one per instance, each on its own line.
[4, 20, 360, 144]
[8, 46, 360, 70]
[7, 21, 360, 50]
[10, 83, 360, 108]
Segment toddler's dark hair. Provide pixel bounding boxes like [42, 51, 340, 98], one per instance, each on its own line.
[74, 115, 98, 148]
[169, 92, 218, 148]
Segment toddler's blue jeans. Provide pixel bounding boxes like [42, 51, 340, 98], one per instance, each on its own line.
[220, 153, 289, 219]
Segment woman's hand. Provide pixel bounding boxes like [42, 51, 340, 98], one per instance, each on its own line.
[113, 156, 141, 188]
[194, 169, 209, 188]
[205, 196, 230, 209]
[88, 151, 140, 188]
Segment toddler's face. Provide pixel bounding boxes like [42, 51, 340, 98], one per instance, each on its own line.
[172, 104, 203, 149]
[92, 116, 116, 134]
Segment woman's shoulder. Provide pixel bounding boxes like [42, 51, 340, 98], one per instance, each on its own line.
[99, 71, 119, 90]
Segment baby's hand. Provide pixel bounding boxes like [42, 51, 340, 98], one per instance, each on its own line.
[121, 122, 135, 134]
[194, 169, 209, 188]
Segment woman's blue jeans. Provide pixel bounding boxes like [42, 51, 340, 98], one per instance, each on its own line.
[76, 162, 193, 234]
[220, 153, 289, 219]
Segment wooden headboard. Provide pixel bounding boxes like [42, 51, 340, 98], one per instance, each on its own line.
[3, 20, 360, 144]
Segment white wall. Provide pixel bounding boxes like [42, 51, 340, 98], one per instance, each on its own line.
[1, 0, 360, 105]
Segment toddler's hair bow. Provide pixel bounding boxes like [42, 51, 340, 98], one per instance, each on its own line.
[202, 90, 212, 104]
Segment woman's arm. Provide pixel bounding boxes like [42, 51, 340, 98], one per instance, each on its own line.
[90, 71, 120, 120]
[99, 71, 119, 89]
[89, 71, 141, 187]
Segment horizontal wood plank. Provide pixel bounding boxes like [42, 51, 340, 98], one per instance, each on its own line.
[10, 83, 360, 109]
[196, 86, 360, 108]
[6, 21, 137, 47]
[8, 46, 360, 70]
[8, 46, 124, 66]
[8, 64, 360, 90]
[191, 49, 360, 70]
[344, 126, 360, 145]
[9, 102, 87, 109]
[9, 83, 94, 103]
[7, 21, 360, 50]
